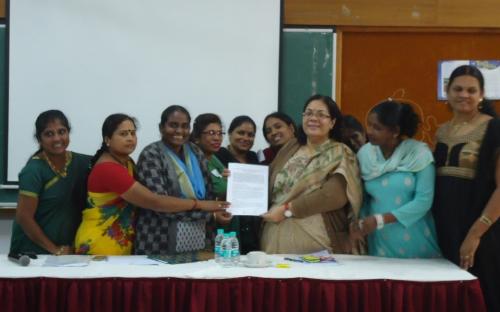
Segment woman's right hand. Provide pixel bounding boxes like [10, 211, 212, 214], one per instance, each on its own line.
[222, 169, 231, 178]
[53, 245, 73, 255]
[349, 221, 364, 241]
[359, 216, 377, 235]
[197, 200, 230, 212]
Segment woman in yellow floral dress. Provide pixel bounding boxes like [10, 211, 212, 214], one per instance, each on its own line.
[74, 113, 229, 255]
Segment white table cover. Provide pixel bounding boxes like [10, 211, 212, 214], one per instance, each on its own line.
[0, 254, 476, 282]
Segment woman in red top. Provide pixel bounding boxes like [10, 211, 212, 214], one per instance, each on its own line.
[74, 113, 229, 255]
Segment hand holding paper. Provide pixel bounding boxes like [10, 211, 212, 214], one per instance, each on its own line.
[226, 163, 268, 216]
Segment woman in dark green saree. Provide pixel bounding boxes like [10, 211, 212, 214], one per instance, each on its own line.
[9, 110, 91, 255]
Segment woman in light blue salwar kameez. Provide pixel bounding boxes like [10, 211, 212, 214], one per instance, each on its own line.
[356, 100, 441, 259]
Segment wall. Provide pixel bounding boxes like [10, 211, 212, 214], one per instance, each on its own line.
[337, 27, 500, 146]
[284, 0, 500, 27]
[4, 0, 500, 27]
[0, 212, 13, 253]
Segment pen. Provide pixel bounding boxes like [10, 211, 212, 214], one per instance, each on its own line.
[284, 257, 304, 263]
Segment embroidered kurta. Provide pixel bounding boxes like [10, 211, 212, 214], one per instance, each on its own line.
[358, 140, 441, 258]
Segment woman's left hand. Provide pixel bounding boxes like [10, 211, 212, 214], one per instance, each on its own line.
[214, 211, 232, 225]
[222, 169, 231, 178]
[262, 205, 286, 223]
[459, 234, 480, 270]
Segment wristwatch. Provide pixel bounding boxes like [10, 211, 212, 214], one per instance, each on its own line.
[283, 203, 293, 218]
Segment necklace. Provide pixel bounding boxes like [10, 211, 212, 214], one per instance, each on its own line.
[450, 112, 481, 129]
[108, 152, 128, 168]
[43, 151, 70, 178]
[448, 113, 482, 138]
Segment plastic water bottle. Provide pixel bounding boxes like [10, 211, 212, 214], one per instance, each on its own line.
[214, 229, 224, 263]
[230, 231, 240, 265]
[220, 233, 233, 267]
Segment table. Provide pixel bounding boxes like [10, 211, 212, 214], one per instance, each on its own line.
[0, 254, 486, 312]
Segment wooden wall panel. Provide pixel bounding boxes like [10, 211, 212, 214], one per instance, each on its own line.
[0, 0, 4, 19]
[285, 0, 500, 28]
[338, 27, 500, 145]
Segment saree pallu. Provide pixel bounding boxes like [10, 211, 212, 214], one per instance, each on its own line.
[75, 191, 135, 255]
[262, 139, 363, 254]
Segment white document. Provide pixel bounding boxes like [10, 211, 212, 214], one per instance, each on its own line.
[43, 255, 91, 267]
[227, 163, 268, 216]
[106, 256, 160, 266]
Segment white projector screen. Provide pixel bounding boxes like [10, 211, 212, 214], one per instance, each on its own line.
[7, 0, 281, 182]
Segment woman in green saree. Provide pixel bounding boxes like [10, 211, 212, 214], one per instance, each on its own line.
[10, 110, 91, 255]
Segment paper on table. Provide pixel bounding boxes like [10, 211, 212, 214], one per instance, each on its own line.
[226, 163, 268, 216]
[43, 255, 91, 267]
[106, 256, 160, 265]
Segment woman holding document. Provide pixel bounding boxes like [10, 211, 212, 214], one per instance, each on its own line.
[74, 112, 228, 255]
[132, 106, 231, 255]
[215, 115, 261, 254]
[261, 95, 363, 254]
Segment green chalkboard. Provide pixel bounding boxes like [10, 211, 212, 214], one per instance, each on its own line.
[279, 30, 334, 126]
[0, 25, 17, 204]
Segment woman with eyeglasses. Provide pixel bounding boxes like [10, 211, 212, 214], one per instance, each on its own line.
[215, 115, 261, 254]
[133, 106, 230, 255]
[261, 95, 363, 254]
[191, 113, 232, 221]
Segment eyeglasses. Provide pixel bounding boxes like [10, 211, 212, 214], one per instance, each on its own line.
[202, 130, 225, 137]
[302, 110, 331, 119]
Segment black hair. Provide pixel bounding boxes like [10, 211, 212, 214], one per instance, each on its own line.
[262, 112, 297, 144]
[343, 115, 365, 134]
[447, 65, 498, 118]
[297, 94, 343, 145]
[470, 119, 500, 227]
[191, 113, 223, 141]
[32, 110, 71, 157]
[91, 113, 137, 167]
[370, 100, 420, 138]
[228, 115, 256, 134]
[159, 105, 191, 130]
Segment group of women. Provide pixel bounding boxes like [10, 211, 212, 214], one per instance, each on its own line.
[9, 65, 499, 311]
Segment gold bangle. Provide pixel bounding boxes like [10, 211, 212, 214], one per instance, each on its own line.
[479, 215, 493, 226]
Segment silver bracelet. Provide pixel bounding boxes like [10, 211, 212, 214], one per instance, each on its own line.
[374, 214, 384, 230]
